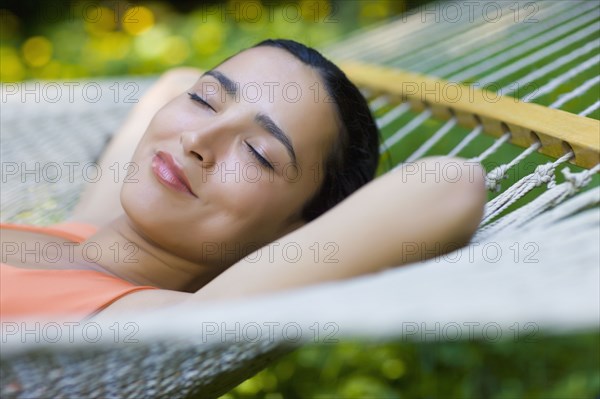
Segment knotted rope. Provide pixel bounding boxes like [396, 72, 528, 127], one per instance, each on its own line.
[475, 161, 599, 242]
[484, 141, 543, 192]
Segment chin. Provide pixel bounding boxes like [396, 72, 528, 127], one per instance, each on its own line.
[122, 185, 168, 237]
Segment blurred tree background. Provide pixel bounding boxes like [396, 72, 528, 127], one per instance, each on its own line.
[1, 1, 599, 398]
[0, 0, 423, 81]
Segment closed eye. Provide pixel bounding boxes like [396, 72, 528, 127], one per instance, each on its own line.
[245, 142, 274, 170]
[188, 92, 215, 111]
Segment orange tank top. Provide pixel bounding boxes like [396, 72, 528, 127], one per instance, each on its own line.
[0, 222, 157, 321]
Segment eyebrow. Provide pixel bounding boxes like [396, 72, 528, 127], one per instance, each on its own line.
[202, 69, 298, 167]
[254, 114, 297, 166]
[203, 70, 238, 97]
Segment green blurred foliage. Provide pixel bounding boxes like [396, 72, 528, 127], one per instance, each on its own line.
[220, 332, 600, 398]
[0, 0, 412, 81]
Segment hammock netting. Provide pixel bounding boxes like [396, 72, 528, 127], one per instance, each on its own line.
[1, 1, 599, 397]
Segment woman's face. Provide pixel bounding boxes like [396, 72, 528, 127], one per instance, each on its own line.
[121, 46, 339, 267]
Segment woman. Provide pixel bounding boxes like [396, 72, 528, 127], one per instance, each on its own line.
[0, 39, 486, 321]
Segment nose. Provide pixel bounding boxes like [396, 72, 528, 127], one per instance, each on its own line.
[180, 129, 217, 166]
[180, 113, 246, 167]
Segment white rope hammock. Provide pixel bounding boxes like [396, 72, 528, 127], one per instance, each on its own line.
[1, 1, 598, 397]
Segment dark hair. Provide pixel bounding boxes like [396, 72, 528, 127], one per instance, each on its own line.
[252, 39, 380, 222]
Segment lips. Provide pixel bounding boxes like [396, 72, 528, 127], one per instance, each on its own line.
[151, 151, 197, 197]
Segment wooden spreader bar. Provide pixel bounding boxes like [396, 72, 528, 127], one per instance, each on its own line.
[341, 61, 600, 169]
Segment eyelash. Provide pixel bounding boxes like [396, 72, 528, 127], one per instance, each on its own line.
[187, 92, 213, 110]
[188, 92, 273, 170]
[246, 143, 274, 170]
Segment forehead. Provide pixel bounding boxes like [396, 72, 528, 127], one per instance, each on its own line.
[211, 46, 339, 166]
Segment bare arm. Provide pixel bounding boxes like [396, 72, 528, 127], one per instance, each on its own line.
[69, 67, 203, 226]
[186, 156, 487, 302]
[92, 156, 487, 320]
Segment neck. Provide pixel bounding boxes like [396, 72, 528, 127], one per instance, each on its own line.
[77, 215, 221, 292]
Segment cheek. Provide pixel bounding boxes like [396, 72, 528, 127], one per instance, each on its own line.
[212, 176, 281, 221]
[119, 159, 171, 224]
[137, 99, 197, 146]
[127, 117, 170, 171]
[208, 172, 300, 236]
